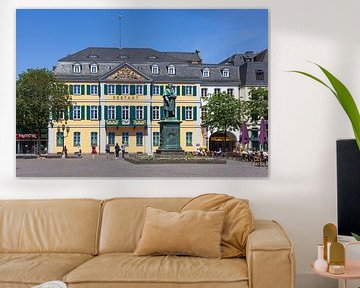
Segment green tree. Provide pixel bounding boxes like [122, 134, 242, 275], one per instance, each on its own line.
[16, 69, 70, 151]
[246, 87, 268, 121]
[202, 92, 241, 150]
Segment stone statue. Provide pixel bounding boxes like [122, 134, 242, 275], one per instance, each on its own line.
[163, 83, 176, 119]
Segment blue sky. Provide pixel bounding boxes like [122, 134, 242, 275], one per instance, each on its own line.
[16, 9, 268, 75]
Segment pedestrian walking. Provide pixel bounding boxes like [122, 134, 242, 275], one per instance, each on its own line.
[62, 145, 68, 159]
[105, 144, 110, 159]
[115, 143, 120, 159]
[121, 144, 125, 159]
[77, 145, 82, 158]
[91, 145, 97, 159]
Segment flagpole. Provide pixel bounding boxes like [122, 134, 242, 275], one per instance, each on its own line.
[119, 15, 122, 49]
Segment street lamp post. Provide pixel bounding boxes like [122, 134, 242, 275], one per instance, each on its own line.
[57, 123, 70, 157]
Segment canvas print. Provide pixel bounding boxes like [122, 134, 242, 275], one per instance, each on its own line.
[16, 9, 268, 177]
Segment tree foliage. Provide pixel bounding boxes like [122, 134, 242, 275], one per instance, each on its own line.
[246, 87, 268, 121]
[16, 69, 70, 133]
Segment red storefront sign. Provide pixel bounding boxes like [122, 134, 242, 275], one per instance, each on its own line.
[16, 133, 39, 140]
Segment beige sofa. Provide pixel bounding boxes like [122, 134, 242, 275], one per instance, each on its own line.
[0, 198, 295, 288]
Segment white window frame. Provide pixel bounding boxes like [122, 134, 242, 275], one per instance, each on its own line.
[186, 132, 193, 146]
[136, 106, 144, 120]
[153, 132, 160, 146]
[153, 85, 160, 95]
[202, 69, 210, 78]
[108, 106, 116, 120]
[151, 65, 159, 74]
[227, 88, 234, 96]
[222, 69, 230, 78]
[201, 88, 208, 97]
[185, 107, 193, 120]
[122, 106, 129, 120]
[122, 85, 129, 94]
[108, 84, 116, 95]
[90, 132, 98, 146]
[122, 132, 129, 146]
[214, 88, 221, 94]
[73, 85, 81, 95]
[108, 132, 115, 145]
[73, 64, 81, 74]
[90, 85, 98, 95]
[73, 106, 81, 120]
[90, 106, 98, 120]
[136, 132, 143, 146]
[167, 65, 175, 75]
[136, 85, 143, 95]
[90, 64, 98, 74]
[73, 132, 81, 146]
[152, 106, 160, 120]
[185, 86, 192, 95]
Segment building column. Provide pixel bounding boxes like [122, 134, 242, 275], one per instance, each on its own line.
[99, 83, 106, 153]
[48, 125, 55, 154]
[145, 84, 152, 154]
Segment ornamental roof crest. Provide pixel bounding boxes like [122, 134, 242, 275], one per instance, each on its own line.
[106, 66, 146, 81]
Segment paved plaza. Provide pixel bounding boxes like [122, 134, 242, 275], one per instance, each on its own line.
[16, 155, 268, 177]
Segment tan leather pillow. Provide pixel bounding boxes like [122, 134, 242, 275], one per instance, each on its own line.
[181, 194, 254, 258]
[134, 207, 225, 258]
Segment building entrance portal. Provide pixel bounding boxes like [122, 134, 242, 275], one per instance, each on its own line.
[209, 131, 237, 152]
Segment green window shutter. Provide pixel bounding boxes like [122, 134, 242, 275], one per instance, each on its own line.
[104, 105, 108, 120]
[69, 85, 73, 95]
[144, 85, 148, 95]
[193, 106, 197, 120]
[130, 85, 135, 95]
[86, 106, 90, 120]
[86, 85, 90, 95]
[98, 84, 101, 96]
[81, 85, 85, 95]
[69, 106, 73, 120]
[177, 107, 180, 120]
[81, 106, 85, 120]
[64, 107, 69, 120]
[104, 84, 108, 95]
[150, 84, 153, 96]
[150, 106, 153, 121]
[116, 85, 121, 95]
[182, 86, 185, 96]
[177, 86, 180, 96]
[116, 106, 121, 120]
[144, 106, 147, 121]
[130, 106, 135, 123]
[193, 86, 197, 96]
[98, 105, 102, 120]
[160, 85, 164, 95]
[160, 107, 164, 120]
[182, 107, 186, 120]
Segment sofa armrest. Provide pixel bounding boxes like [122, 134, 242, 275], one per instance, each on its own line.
[246, 220, 295, 288]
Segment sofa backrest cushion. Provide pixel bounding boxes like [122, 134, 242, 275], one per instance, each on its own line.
[99, 198, 189, 253]
[0, 199, 102, 254]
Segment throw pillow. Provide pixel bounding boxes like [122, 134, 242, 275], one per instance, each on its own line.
[134, 207, 225, 258]
[181, 193, 254, 258]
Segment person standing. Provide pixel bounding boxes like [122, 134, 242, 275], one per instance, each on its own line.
[121, 144, 125, 159]
[115, 143, 120, 159]
[91, 145, 97, 159]
[105, 144, 110, 159]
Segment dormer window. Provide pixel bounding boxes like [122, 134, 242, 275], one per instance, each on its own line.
[151, 65, 159, 74]
[73, 63, 81, 74]
[118, 55, 128, 59]
[221, 69, 230, 78]
[148, 55, 158, 60]
[90, 64, 98, 74]
[202, 68, 210, 78]
[167, 65, 175, 75]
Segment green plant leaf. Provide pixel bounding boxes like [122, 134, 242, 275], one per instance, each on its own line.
[351, 232, 360, 241]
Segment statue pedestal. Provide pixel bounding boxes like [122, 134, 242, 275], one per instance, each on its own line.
[156, 118, 184, 155]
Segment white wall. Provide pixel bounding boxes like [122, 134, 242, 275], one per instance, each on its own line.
[1, 1, 360, 287]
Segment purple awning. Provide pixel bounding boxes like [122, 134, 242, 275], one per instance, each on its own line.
[259, 118, 268, 145]
[241, 122, 249, 145]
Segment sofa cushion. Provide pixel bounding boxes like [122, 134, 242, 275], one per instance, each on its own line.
[0, 199, 103, 254]
[134, 207, 225, 258]
[181, 194, 254, 258]
[99, 198, 190, 253]
[63, 253, 248, 285]
[0, 253, 93, 285]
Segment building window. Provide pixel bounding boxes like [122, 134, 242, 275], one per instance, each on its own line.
[108, 106, 116, 120]
[136, 85, 143, 95]
[90, 106, 98, 120]
[59, 109, 65, 120]
[73, 106, 81, 120]
[222, 69, 230, 78]
[201, 107, 207, 119]
[122, 106, 129, 119]
[56, 132, 63, 147]
[167, 65, 175, 75]
[214, 88, 221, 95]
[90, 64, 98, 74]
[202, 68, 210, 78]
[185, 86, 192, 95]
[186, 132, 193, 146]
[152, 85, 160, 95]
[152, 106, 160, 120]
[201, 88, 208, 96]
[73, 132, 81, 147]
[227, 88, 234, 96]
[122, 132, 129, 146]
[151, 65, 159, 74]
[185, 107, 193, 120]
[73, 64, 81, 73]
[153, 132, 160, 146]
[90, 85, 98, 95]
[90, 132, 98, 146]
[122, 85, 129, 94]
[108, 85, 116, 95]
[136, 132, 143, 146]
[73, 85, 81, 95]
[108, 132, 115, 145]
[136, 106, 143, 120]
[256, 70, 265, 80]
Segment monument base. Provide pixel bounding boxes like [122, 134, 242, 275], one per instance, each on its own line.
[156, 118, 184, 154]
